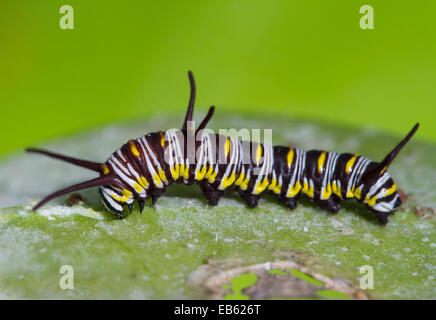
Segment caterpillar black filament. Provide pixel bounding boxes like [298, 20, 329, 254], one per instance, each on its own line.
[27, 71, 419, 225]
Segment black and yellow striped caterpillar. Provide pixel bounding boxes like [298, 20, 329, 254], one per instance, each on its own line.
[27, 71, 419, 225]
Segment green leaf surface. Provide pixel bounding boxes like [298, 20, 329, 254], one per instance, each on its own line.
[0, 114, 435, 299]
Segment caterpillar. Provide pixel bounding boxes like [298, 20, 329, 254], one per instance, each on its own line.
[26, 71, 419, 225]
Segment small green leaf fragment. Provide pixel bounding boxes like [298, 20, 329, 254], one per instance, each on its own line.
[222, 273, 258, 300]
[268, 269, 288, 276]
[316, 289, 351, 300]
[222, 283, 232, 290]
[223, 293, 250, 300]
[230, 273, 258, 292]
[289, 269, 324, 286]
[267, 297, 318, 300]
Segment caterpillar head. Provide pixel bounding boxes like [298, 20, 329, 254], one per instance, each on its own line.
[359, 168, 401, 224]
[99, 185, 136, 219]
[358, 123, 419, 224]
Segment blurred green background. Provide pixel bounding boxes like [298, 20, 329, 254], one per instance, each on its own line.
[1, 0, 435, 156]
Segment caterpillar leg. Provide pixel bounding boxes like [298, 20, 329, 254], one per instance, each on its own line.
[149, 189, 166, 206]
[137, 199, 146, 213]
[151, 193, 160, 206]
[316, 198, 340, 214]
[282, 197, 298, 210]
[114, 212, 125, 219]
[238, 190, 260, 208]
[373, 211, 392, 226]
[201, 183, 224, 206]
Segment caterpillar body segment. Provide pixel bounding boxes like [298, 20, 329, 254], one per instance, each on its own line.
[26, 72, 419, 225]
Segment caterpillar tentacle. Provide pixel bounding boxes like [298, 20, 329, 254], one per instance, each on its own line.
[27, 71, 419, 225]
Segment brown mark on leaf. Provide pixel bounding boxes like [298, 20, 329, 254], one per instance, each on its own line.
[66, 193, 86, 207]
[413, 206, 435, 220]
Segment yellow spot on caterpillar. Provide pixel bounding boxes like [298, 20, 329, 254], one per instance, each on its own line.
[306, 185, 314, 198]
[130, 142, 140, 157]
[302, 179, 314, 197]
[160, 134, 165, 147]
[241, 176, 250, 190]
[208, 169, 218, 183]
[111, 189, 132, 202]
[317, 151, 326, 174]
[321, 184, 332, 200]
[380, 166, 387, 174]
[254, 178, 269, 194]
[153, 173, 162, 186]
[133, 183, 143, 193]
[158, 169, 167, 182]
[255, 144, 262, 164]
[273, 183, 282, 194]
[102, 165, 110, 175]
[139, 176, 149, 188]
[171, 165, 179, 180]
[346, 154, 358, 174]
[347, 187, 355, 198]
[354, 187, 362, 199]
[224, 138, 230, 158]
[205, 166, 214, 179]
[321, 189, 328, 199]
[385, 183, 397, 196]
[302, 180, 309, 194]
[332, 182, 341, 198]
[111, 194, 129, 202]
[195, 166, 207, 181]
[287, 148, 294, 170]
[268, 178, 277, 190]
[367, 195, 377, 206]
[235, 172, 245, 186]
[183, 165, 190, 179]
[288, 181, 302, 197]
[221, 172, 236, 189]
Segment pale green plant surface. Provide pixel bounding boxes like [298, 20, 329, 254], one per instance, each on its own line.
[0, 114, 435, 299]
